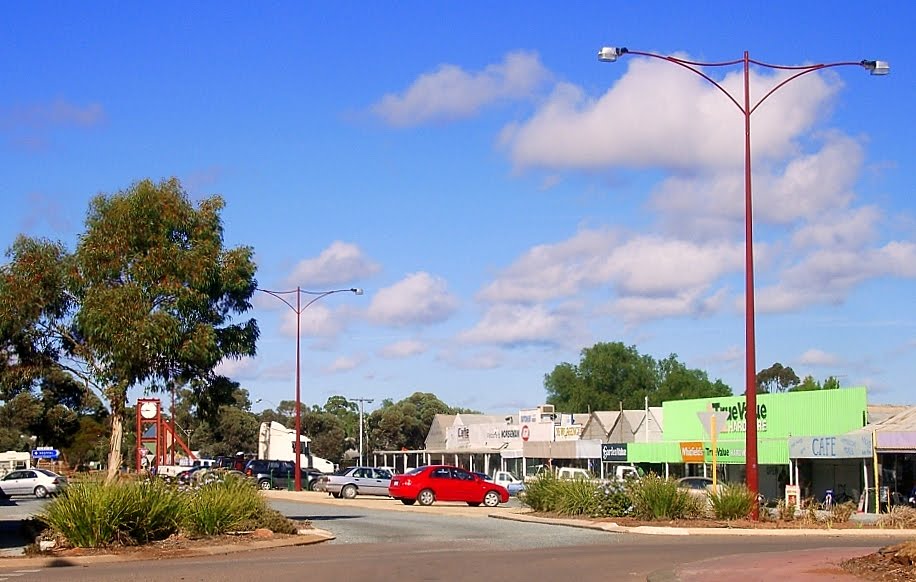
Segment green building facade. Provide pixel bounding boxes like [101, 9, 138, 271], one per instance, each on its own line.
[628, 387, 868, 466]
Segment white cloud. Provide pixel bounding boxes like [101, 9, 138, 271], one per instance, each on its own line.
[372, 51, 551, 126]
[278, 302, 346, 338]
[2, 99, 106, 129]
[286, 241, 380, 287]
[323, 355, 363, 373]
[757, 241, 916, 312]
[458, 303, 585, 347]
[797, 348, 840, 367]
[610, 287, 728, 324]
[368, 272, 460, 327]
[214, 357, 259, 379]
[478, 228, 742, 309]
[791, 206, 880, 250]
[436, 348, 504, 370]
[502, 56, 838, 171]
[378, 339, 427, 359]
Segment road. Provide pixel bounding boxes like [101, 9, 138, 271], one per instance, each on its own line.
[1, 495, 912, 581]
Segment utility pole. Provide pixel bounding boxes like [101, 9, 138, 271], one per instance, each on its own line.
[351, 398, 374, 466]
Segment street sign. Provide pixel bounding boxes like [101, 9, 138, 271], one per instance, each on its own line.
[31, 448, 60, 460]
[697, 411, 729, 439]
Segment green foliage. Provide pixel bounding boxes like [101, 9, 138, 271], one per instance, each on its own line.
[301, 410, 348, 462]
[788, 375, 842, 392]
[625, 473, 702, 520]
[367, 392, 480, 451]
[520, 475, 632, 518]
[0, 177, 259, 477]
[40, 478, 184, 547]
[756, 362, 800, 394]
[544, 342, 731, 412]
[205, 403, 260, 457]
[182, 475, 265, 536]
[519, 472, 562, 512]
[40, 474, 296, 547]
[554, 479, 601, 516]
[707, 483, 756, 520]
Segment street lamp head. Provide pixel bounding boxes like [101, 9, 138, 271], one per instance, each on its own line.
[861, 60, 890, 75]
[351, 288, 364, 295]
[598, 46, 628, 62]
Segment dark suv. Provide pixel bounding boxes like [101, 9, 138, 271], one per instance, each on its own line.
[243, 459, 324, 491]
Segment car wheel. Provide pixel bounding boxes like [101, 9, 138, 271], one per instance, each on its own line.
[258, 479, 272, 490]
[342, 484, 358, 499]
[483, 490, 500, 507]
[400, 499, 416, 505]
[417, 489, 435, 506]
[34, 485, 48, 499]
[467, 502, 480, 507]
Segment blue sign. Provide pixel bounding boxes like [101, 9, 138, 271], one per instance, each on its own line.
[31, 448, 60, 459]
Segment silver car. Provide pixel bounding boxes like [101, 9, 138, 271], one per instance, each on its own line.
[325, 466, 392, 499]
[0, 468, 68, 498]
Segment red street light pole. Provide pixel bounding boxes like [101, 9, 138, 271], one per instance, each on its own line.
[257, 287, 363, 491]
[599, 46, 888, 519]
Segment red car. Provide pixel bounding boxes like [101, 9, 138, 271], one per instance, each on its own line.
[388, 465, 510, 507]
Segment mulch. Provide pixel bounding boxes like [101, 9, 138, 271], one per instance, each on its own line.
[841, 541, 916, 581]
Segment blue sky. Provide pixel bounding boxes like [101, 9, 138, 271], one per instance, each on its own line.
[2, 2, 914, 415]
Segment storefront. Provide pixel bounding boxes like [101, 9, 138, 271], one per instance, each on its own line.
[627, 388, 868, 500]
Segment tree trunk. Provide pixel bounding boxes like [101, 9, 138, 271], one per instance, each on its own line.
[105, 412, 124, 483]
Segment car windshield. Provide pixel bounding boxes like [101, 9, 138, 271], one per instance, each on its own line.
[406, 466, 426, 475]
[37, 469, 57, 477]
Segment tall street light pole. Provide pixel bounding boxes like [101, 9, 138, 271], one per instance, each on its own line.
[598, 46, 888, 518]
[258, 287, 363, 490]
[351, 397, 374, 466]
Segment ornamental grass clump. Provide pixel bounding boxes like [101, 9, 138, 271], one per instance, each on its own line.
[182, 473, 266, 536]
[519, 472, 561, 512]
[707, 482, 756, 520]
[554, 478, 600, 517]
[39, 477, 184, 547]
[625, 473, 700, 520]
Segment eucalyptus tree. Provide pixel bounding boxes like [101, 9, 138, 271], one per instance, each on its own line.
[545, 342, 732, 411]
[0, 178, 258, 481]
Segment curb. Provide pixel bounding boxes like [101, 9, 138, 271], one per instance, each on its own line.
[0, 528, 334, 569]
[489, 512, 916, 537]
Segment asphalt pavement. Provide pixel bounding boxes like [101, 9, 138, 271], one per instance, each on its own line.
[2, 489, 914, 581]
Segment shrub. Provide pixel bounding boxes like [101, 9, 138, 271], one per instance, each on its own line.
[776, 499, 797, 521]
[625, 474, 700, 520]
[707, 483, 756, 520]
[39, 477, 183, 547]
[183, 474, 265, 536]
[877, 506, 916, 529]
[554, 479, 599, 517]
[520, 472, 562, 513]
[593, 482, 633, 518]
[828, 501, 856, 524]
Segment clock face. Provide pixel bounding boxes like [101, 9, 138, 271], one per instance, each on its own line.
[140, 401, 158, 419]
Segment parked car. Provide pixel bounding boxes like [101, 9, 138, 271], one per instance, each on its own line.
[324, 466, 392, 499]
[388, 465, 509, 507]
[244, 459, 324, 491]
[0, 468, 67, 498]
[677, 476, 720, 498]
